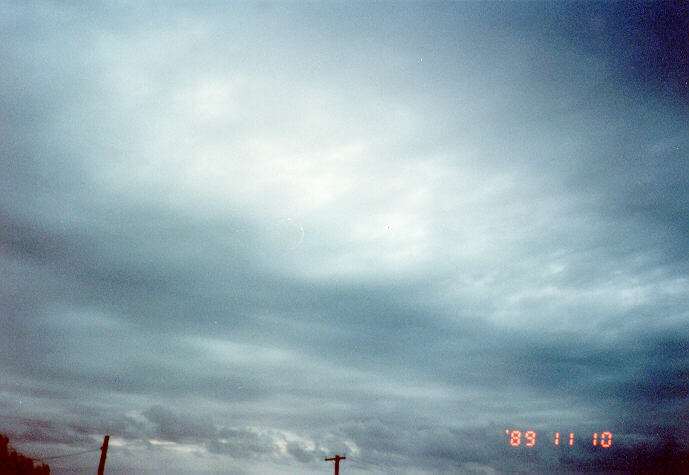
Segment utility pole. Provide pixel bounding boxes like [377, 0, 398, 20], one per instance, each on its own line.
[97, 435, 109, 475]
[325, 454, 346, 475]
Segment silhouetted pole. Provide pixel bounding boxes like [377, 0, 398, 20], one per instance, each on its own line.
[97, 435, 109, 475]
[325, 454, 346, 475]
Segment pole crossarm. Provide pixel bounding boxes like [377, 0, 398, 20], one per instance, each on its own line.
[325, 454, 346, 475]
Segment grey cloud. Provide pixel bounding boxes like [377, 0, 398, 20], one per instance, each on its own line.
[143, 405, 216, 443]
[205, 428, 277, 460]
[1, 2, 688, 473]
[285, 440, 327, 464]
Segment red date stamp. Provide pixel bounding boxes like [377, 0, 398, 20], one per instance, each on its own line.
[505, 430, 612, 447]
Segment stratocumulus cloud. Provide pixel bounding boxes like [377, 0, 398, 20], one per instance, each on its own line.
[0, 2, 687, 473]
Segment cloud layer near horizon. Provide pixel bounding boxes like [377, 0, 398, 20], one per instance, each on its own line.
[1, 2, 688, 473]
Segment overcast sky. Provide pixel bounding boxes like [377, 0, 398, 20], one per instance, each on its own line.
[1, 1, 688, 473]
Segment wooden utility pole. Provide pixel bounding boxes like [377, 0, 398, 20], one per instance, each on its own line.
[325, 454, 346, 475]
[97, 435, 109, 475]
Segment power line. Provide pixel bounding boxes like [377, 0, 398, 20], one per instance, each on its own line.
[30, 447, 100, 462]
[347, 456, 396, 474]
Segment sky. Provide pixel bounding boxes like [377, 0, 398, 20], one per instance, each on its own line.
[0, 1, 688, 473]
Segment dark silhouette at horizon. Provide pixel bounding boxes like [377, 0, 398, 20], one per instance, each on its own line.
[0, 434, 50, 474]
